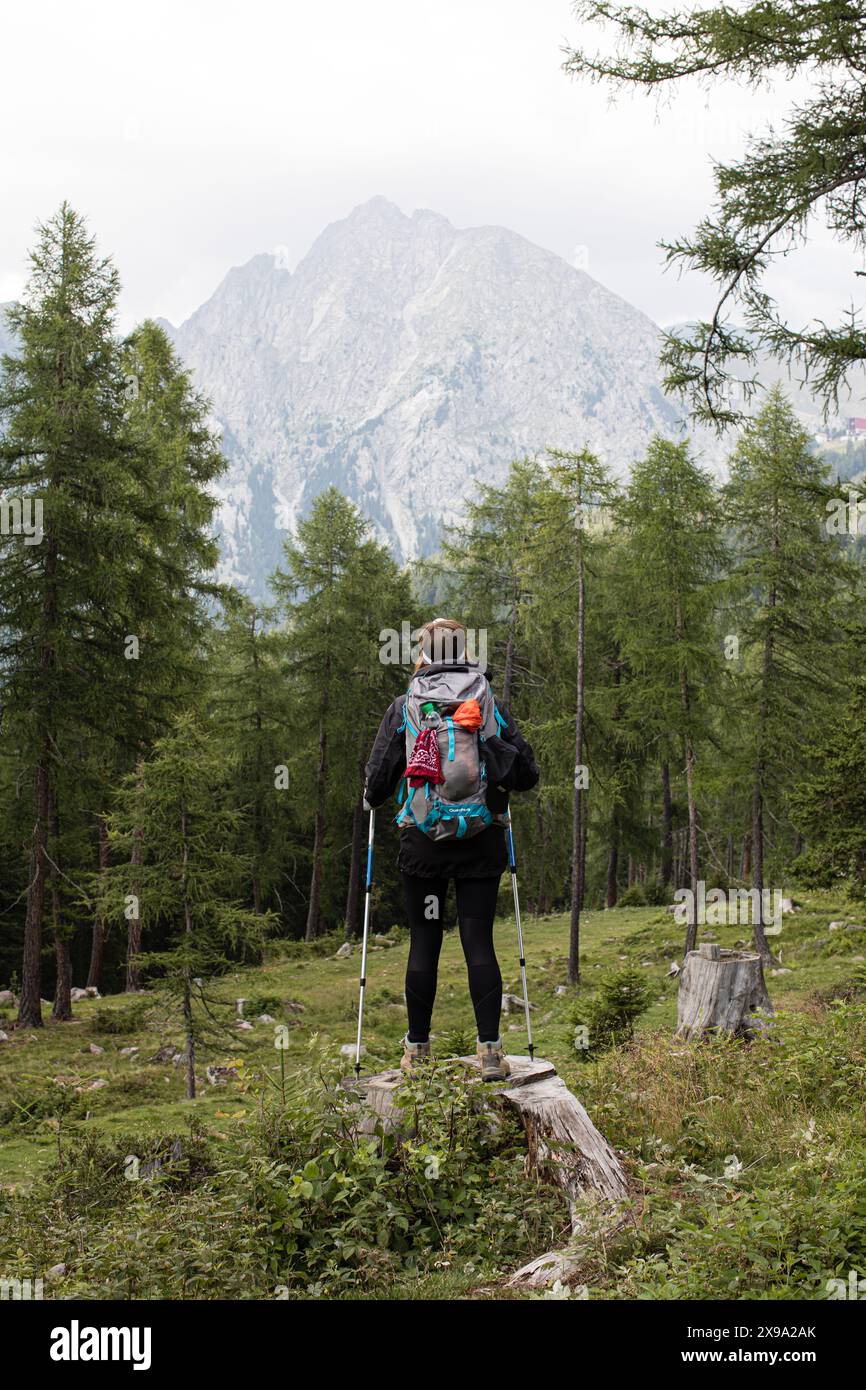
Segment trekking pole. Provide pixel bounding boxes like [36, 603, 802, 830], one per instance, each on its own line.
[506, 813, 534, 1060]
[354, 806, 376, 1078]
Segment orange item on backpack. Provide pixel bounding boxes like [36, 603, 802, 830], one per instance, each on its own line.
[450, 698, 483, 731]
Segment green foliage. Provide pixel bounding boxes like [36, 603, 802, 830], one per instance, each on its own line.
[565, 1, 866, 423]
[616, 884, 647, 908]
[572, 967, 653, 1057]
[91, 1000, 150, 1034]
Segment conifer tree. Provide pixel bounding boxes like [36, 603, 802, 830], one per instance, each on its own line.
[97, 713, 268, 1099]
[615, 438, 727, 955]
[0, 211, 224, 1022]
[724, 387, 854, 961]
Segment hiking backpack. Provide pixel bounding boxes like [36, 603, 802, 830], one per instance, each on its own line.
[395, 660, 507, 840]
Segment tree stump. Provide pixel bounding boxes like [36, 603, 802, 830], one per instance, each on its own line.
[676, 942, 773, 1041]
[344, 1054, 628, 1288]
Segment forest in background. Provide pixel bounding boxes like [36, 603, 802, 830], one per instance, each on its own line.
[2, 204, 866, 1029]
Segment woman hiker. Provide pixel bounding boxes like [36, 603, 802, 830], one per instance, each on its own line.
[363, 617, 539, 1081]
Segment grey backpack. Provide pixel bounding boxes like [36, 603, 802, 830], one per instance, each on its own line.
[395, 660, 506, 840]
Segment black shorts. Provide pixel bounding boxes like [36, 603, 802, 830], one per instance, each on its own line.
[397, 824, 508, 880]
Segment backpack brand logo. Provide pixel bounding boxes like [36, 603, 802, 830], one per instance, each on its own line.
[49, 1320, 152, 1371]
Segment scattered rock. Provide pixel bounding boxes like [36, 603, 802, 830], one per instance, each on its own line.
[119, 1046, 139, 1056]
[334, 942, 352, 959]
[148, 1045, 178, 1064]
[640, 960, 653, 967]
[0, 1030, 9, 1043]
[77, 1078, 108, 1092]
[666, 961, 681, 977]
[170, 1051, 187, 1067]
[846, 924, 865, 933]
[285, 1000, 306, 1014]
[235, 999, 247, 1017]
[89, 1043, 104, 1055]
[46, 1263, 67, 1280]
[258, 1013, 275, 1024]
[554, 985, 569, 996]
[779, 897, 797, 915]
[70, 986, 101, 1001]
[206, 1065, 239, 1086]
[0, 989, 17, 1006]
[829, 921, 846, 932]
[771, 968, 793, 975]
[236, 1019, 254, 1031]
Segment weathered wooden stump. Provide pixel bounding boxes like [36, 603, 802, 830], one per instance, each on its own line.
[676, 942, 773, 1041]
[343, 1054, 628, 1289]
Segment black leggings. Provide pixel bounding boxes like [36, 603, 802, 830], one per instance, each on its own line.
[402, 873, 503, 1044]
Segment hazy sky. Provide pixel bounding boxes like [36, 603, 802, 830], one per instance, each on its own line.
[2, 0, 860, 334]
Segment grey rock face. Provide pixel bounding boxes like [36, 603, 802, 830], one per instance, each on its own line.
[168, 198, 700, 597]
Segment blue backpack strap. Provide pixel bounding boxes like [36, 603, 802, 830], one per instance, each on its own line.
[493, 704, 507, 734]
[445, 716, 455, 761]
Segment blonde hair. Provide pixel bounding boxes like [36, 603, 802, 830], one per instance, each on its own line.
[413, 617, 467, 672]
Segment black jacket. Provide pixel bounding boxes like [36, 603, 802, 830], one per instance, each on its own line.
[364, 671, 539, 879]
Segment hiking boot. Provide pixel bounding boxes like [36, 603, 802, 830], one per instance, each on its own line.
[477, 1038, 511, 1082]
[400, 1036, 431, 1072]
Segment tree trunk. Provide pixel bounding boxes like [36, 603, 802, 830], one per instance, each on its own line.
[683, 734, 700, 955]
[50, 791, 72, 1022]
[751, 764, 778, 966]
[52, 933, 72, 1021]
[18, 750, 50, 1028]
[502, 623, 515, 709]
[533, 800, 548, 915]
[605, 838, 619, 909]
[752, 566, 779, 966]
[183, 978, 196, 1101]
[180, 801, 196, 1100]
[741, 831, 751, 880]
[344, 790, 364, 939]
[305, 682, 330, 942]
[676, 942, 773, 1040]
[660, 761, 673, 886]
[87, 815, 110, 991]
[126, 816, 144, 992]
[568, 549, 586, 983]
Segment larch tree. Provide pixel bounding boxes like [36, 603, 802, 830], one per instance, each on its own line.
[615, 438, 727, 956]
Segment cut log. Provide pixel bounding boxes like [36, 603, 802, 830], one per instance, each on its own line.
[344, 1055, 628, 1292]
[344, 1054, 627, 1212]
[676, 943, 773, 1041]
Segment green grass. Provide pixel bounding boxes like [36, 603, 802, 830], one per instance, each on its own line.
[1, 886, 865, 1299]
[0, 887, 861, 1187]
